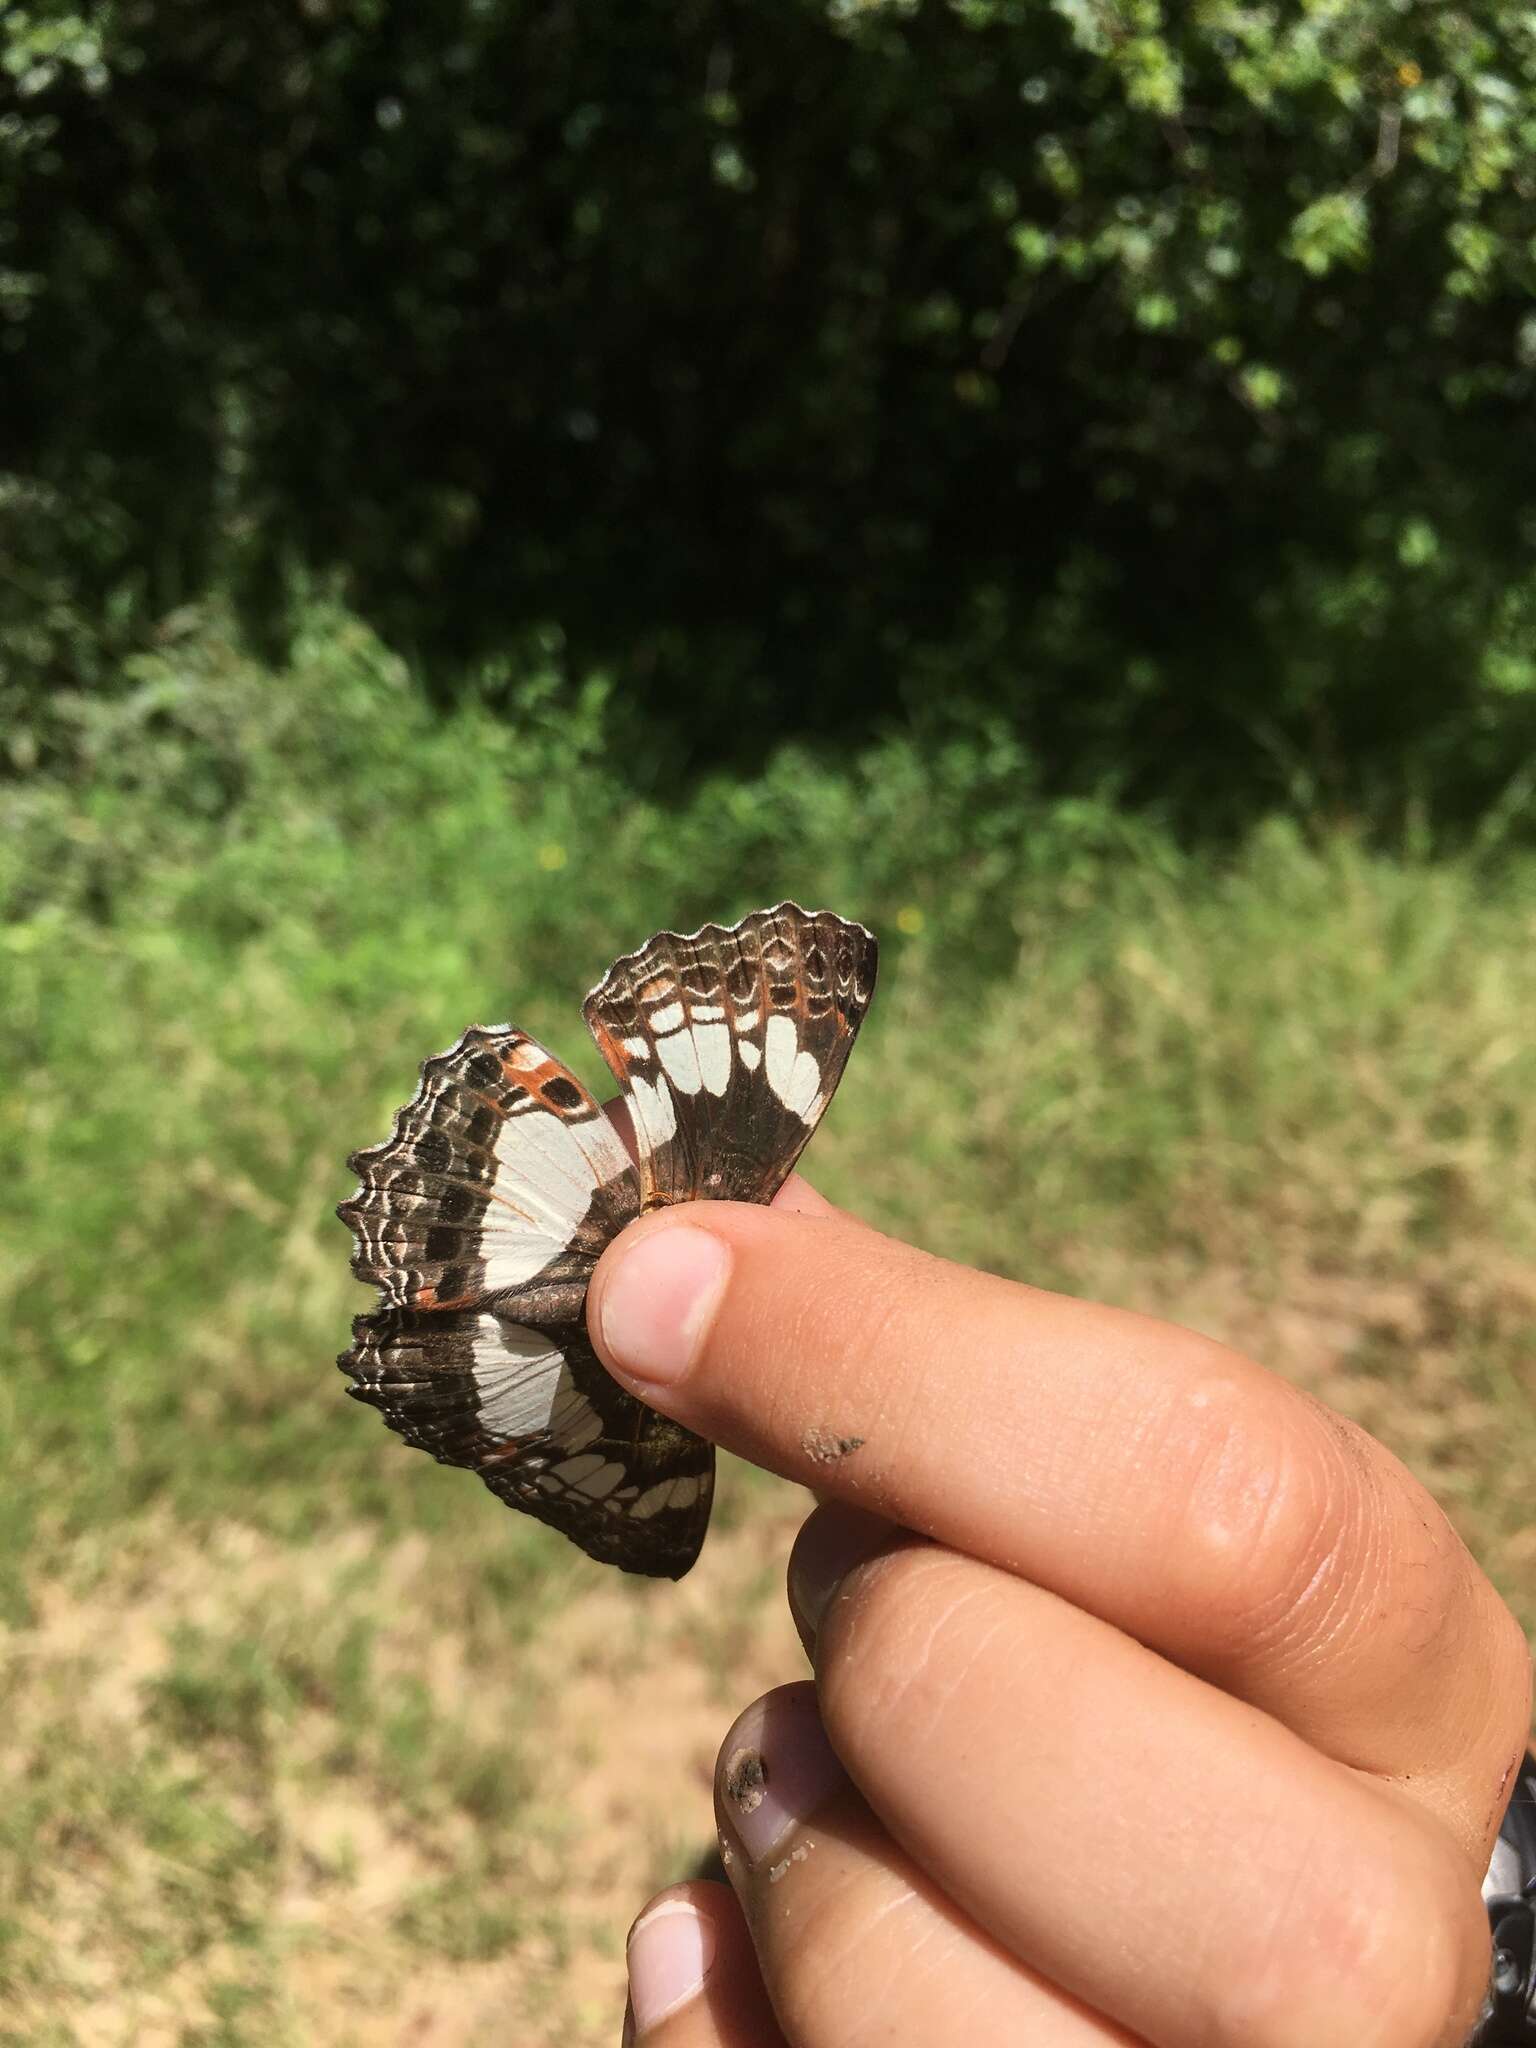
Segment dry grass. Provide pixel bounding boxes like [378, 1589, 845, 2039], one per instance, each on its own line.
[1, 1479, 807, 2047]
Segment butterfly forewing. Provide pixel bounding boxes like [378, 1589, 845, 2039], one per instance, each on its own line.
[337, 905, 876, 1578]
[339, 1025, 639, 1313]
[582, 903, 878, 1209]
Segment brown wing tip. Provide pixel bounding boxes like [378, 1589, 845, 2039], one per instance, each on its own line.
[338, 1018, 549, 1227]
[581, 901, 878, 1020]
[336, 1197, 376, 1289]
[344, 1023, 535, 1161]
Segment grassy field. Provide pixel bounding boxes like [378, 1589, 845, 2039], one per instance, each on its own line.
[4, 612, 1536, 2044]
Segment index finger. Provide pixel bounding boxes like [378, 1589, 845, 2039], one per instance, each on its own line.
[586, 1203, 1530, 1851]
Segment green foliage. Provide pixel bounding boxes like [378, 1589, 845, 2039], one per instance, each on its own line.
[5, 2, 1536, 821]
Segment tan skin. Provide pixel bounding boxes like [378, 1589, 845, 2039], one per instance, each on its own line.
[585, 1171, 1532, 2048]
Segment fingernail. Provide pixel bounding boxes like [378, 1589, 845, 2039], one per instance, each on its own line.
[788, 1504, 898, 1644]
[717, 1683, 847, 1868]
[598, 1225, 732, 1388]
[627, 1897, 716, 2034]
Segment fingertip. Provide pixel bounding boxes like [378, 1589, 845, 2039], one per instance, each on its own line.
[627, 1885, 720, 2034]
[625, 1879, 785, 2045]
[590, 1215, 735, 1388]
[588, 1201, 899, 1502]
[714, 1684, 849, 1873]
[768, 1172, 839, 1218]
[788, 1504, 912, 1652]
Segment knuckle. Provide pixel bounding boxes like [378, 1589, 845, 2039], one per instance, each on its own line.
[1166, 1381, 1402, 1662]
[1486, 1593, 1536, 1756]
[1163, 1378, 1338, 1644]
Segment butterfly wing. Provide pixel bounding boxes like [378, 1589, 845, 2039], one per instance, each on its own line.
[342, 1310, 712, 1578]
[582, 902, 878, 1208]
[340, 1026, 640, 1314]
[338, 908, 877, 1579]
[337, 1025, 714, 1578]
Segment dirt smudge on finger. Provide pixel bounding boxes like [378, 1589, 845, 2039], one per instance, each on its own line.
[724, 1747, 768, 1814]
[802, 1427, 865, 1466]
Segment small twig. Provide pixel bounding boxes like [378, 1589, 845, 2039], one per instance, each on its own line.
[1372, 105, 1401, 180]
[980, 298, 1029, 372]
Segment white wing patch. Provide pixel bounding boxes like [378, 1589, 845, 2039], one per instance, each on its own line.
[546, 1452, 628, 1498]
[657, 1028, 702, 1095]
[630, 1474, 710, 1518]
[470, 1321, 592, 1441]
[483, 1109, 619, 1289]
[654, 1011, 734, 1099]
[548, 1378, 607, 1451]
[569, 1108, 633, 1187]
[626, 1070, 678, 1149]
[763, 1014, 822, 1120]
[693, 1021, 732, 1096]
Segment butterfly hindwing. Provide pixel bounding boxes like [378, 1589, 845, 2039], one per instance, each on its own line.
[342, 1309, 713, 1578]
[337, 905, 876, 1578]
[582, 903, 878, 1207]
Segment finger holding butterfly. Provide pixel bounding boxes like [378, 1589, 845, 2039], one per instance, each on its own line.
[587, 1202, 1528, 1824]
[590, 1208, 1526, 2047]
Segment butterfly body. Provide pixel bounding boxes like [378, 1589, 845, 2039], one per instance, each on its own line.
[337, 904, 876, 1578]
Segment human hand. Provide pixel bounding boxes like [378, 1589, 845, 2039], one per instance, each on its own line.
[589, 1181, 1532, 2048]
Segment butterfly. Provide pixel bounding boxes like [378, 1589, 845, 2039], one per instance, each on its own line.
[336, 903, 878, 1579]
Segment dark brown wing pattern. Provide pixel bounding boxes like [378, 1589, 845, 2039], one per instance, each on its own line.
[583, 903, 877, 1209]
[340, 1026, 636, 1316]
[342, 1310, 713, 1578]
[337, 905, 876, 1579]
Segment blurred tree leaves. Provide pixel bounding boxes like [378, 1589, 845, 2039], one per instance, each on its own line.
[4, 0, 1536, 821]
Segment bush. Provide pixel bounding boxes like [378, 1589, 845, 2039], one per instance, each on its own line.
[5, 3, 1536, 823]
